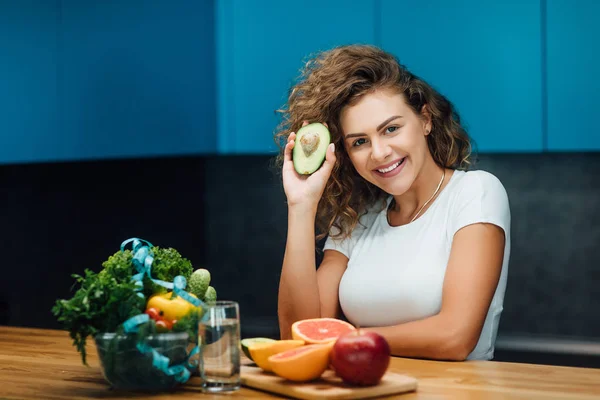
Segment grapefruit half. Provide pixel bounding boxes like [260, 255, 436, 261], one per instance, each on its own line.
[269, 343, 333, 382]
[291, 317, 356, 344]
[248, 340, 305, 372]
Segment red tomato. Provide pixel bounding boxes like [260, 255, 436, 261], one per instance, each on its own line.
[155, 319, 172, 332]
[155, 320, 168, 330]
[145, 307, 161, 321]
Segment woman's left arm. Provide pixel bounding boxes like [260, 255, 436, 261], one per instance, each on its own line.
[365, 222, 505, 361]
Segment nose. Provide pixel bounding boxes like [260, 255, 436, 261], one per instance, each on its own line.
[370, 138, 392, 163]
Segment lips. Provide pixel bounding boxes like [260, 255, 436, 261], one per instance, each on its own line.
[372, 157, 406, 178]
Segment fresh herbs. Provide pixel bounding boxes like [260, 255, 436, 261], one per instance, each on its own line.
[141, 247, 193, 297]
[52, 246, 196, 365]
[52, 266, 144, 364]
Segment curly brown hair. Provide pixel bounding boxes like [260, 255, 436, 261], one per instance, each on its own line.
[273, 44, 474, 241]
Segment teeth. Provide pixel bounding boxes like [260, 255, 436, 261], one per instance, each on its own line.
[378, 160, 402, 173]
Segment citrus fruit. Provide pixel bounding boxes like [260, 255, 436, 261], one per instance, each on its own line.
[269, 343, 334, 382]
[291, 317, 356, 344]
[241, 337, 276, 361]
[248, 340, 305, 372]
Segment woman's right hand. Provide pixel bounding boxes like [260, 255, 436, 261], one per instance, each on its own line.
[282, 121, 337, 211]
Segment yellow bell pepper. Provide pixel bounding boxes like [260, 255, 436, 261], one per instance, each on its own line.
[146, 291, 200, 322]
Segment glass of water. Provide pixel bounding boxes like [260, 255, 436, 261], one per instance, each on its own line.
[198, 300, 241, 392]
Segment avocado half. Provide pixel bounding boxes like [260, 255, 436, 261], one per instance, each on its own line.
[292, 122, 331, 175]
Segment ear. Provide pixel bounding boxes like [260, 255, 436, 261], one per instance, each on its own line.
[421, 104, 432, 135]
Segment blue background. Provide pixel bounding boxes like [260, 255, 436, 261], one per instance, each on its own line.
[1, 0, 216, 164]
[1, 0, 599, 164]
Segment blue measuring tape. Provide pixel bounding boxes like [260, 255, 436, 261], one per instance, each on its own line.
[119, 238, 204, 383]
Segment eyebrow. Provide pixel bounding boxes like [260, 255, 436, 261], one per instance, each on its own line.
[344, 115, 403, 139]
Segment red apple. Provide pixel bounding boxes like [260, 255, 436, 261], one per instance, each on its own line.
[330, 329, 391, 386]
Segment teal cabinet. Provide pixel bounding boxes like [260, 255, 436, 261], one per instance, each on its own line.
[4, 1, 597, 162]
[216, 0, 377, 154]
[61, 0, 217, 161]
[0, 2, 59, 164]
[380, 0, 543, 152]
[0, 1, 216, 165]
[546, 0, 600, 150]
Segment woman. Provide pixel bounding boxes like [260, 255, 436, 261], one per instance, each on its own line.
[275, 45, 510, 361]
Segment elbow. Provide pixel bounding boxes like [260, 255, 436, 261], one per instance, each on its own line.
[440, 332, 477, 361]
[434, 321, 479, 361]
[442, 342, 472, 361]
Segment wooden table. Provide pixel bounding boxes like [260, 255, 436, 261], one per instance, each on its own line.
[1, 326, 599, 399]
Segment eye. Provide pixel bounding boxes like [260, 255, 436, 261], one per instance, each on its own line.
[385, 126, 399, 134]
[352, 138, 367, 147]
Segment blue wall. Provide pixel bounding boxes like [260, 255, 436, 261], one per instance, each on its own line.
[216, 0, 378, 154]
[0, 0, 216, 165]
[215, 0, 599, 154]
[381, 0, 543, 152]
[546, 0, 600, 150]
[1, 1, 598, 164]
[1, 2, 60, 164]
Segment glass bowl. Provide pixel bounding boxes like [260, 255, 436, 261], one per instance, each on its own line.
[94, 331, 197, 391]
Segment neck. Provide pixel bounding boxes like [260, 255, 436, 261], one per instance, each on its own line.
[390, 158, 446, 222]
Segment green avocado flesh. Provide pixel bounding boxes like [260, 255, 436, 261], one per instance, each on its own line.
[292, 123, 331, 175]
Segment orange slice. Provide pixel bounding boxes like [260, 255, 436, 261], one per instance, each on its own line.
[248, 340, 305, 372]
[291, 317, 356, 344]
[269, 343, 334, 382]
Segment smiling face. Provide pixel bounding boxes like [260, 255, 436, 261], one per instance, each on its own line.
[340, 87, 434, 196]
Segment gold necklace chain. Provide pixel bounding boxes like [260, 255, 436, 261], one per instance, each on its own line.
[410, 169, 445, 223]
[387, 169, 446, 225]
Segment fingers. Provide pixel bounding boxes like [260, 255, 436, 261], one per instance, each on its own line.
[315, 143, 336, 178]
[284, 132, 296, 164]
[303, 120, 328, 128]
[324, 142, 336, 166]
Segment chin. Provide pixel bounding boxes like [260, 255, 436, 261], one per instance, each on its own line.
[366, 181, 409, 198]
[387, 184, 411, 197]
[377, 175, 413, 196]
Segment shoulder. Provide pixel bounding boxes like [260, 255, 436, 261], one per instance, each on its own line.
[344, 201, 384, 239]
[323, 199, 385, 257]
[452, 170, 509, 205]
[446, 169, 511, 235]
[456, 169, 506, 190]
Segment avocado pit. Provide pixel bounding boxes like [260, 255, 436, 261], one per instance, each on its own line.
[300, 131, 320, 157]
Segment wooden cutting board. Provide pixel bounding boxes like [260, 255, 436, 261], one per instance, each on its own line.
[240, 365, 418, 400]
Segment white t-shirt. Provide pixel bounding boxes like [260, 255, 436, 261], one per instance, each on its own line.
[323, 169, 511, 360]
